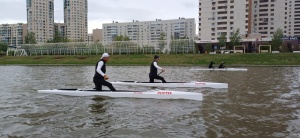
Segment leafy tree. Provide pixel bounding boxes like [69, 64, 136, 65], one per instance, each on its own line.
[62, 37, 71, 42]
[25, 32, 37, 44]
[112, 35, 132, 54]
[123, 36, 130, 41]
[79, 38, 85, 42]
[47, 31, 62, 43]
[159, 32, 166, 40]
[270, 28, 283, 51]
[205, 43, 213, 52]
[53, 31, 63, 43]
[158, 32, 166, 53]
[47, 31, 71, 43]
[218, 33, 227, 47]
[229, 28, 241, 49]
[0, 42, 8, 53]
[113, 35, 130, 41]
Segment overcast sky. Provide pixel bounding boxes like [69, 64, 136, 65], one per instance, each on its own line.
[0, 0, 198, 34]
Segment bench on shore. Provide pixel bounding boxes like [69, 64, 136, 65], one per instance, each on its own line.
[293, 51, 300, 53]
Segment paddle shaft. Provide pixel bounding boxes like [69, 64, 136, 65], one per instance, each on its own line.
[158, 70, 164, 76]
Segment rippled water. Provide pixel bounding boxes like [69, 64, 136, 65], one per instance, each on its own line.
[0, 66, 299, 137]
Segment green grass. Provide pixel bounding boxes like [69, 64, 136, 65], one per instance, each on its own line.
[0, 53, 300, 66]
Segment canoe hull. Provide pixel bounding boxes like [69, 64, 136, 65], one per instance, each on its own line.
[111, 81, 228, 89]
[38, 89, 203, 101]
[190, 68, 248, 71]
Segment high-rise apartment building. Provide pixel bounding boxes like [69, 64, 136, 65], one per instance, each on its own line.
[103, 18, 195, 44]
[252, 0, 300, 38]
[199, 0, 300, 41]
[64, 0, 88, 42]
[294, 0, 300, 36]
[0, 23, 27, 47]
[26, 0, 54, 43]
[198, 0, 249, 41]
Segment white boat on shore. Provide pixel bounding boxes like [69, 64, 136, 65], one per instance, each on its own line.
[111, 81, 228, 89]
[190, 68, 248, 71]
[38, 89, 203, 101]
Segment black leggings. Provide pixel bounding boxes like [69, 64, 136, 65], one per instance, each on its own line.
[93, 77, 116, 91]
[149, 75, 166, 83]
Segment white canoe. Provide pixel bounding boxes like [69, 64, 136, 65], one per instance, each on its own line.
[38, 89, 203, 101]
[111, 81, 228, 89]
[190, 68, 248, 71]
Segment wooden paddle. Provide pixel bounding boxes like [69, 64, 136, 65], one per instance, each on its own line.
[158, 70, 164, 76]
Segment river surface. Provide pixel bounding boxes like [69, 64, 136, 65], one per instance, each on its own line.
[0, 66, 299, 138]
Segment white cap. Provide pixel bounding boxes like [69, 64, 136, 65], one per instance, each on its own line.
[101, 53, 110, 59]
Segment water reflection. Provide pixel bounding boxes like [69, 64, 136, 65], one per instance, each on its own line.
[90, 98, 107, 113]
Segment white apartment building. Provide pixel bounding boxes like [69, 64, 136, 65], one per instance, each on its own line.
[295, 0, 300, 36]
[0, 23, 27, 47]
[103, 18, 196, 45]
[87, 33, 93, 43]
[198, 0, 249, 42]
[199, 0, 300, 41]
[252, 0, 293, 39]
[64, 0, 88, 42]
[27, 0, 54, 43]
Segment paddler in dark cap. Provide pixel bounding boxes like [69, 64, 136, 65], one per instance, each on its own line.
[149, 55, 166, 83]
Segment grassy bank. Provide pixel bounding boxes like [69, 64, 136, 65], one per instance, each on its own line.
[0, 53, 300, 66]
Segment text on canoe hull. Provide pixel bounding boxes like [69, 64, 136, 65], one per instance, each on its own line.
[175, 82, 206, 85]
[134, 92, 173, 95]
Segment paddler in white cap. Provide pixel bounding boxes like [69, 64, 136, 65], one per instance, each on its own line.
[93, 53, 116, 91]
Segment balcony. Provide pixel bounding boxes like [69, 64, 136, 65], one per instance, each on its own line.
[217, 16, 228, 20]
[217, 1, 227, 4]
[217, 27, 227, 30]
[217, 11, 228, 15]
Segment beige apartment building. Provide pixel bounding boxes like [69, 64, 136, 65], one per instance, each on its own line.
[54, 23, 65, 38]
[26, 0, 54, 43]
[64, 0, 88, 42]
[92, 29, 103, 42]
[199, 0, 300, 42]
[103, 18, 196, 45]
[0, 23, 27, 47]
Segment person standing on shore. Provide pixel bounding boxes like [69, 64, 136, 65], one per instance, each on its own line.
[93, 53, 116, 91]
[149, 55, 166, 83]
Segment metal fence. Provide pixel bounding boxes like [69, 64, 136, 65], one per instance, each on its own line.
[14, 39, 195, 56]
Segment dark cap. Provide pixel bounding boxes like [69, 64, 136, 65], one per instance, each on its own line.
[154, 55, 159, 59]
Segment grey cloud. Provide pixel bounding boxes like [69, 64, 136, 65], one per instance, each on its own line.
[182, 2, 197, 9]
[89, 4, 153, 21]
[0, 1, 26, 23]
